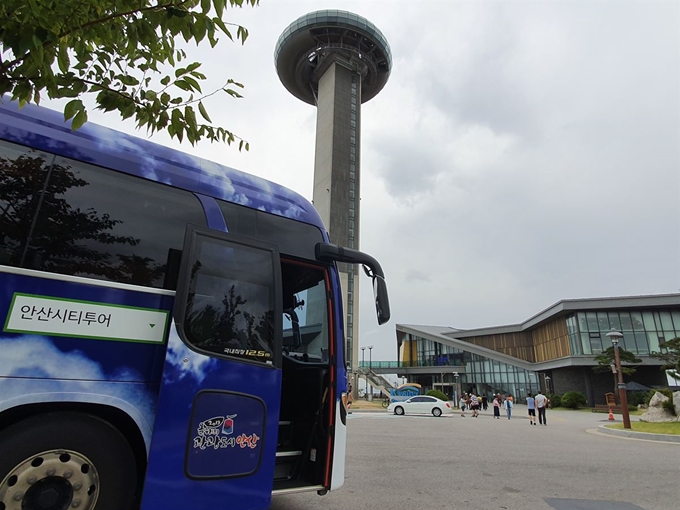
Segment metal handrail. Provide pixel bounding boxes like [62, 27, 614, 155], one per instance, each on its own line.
[358, 361, 465, 369]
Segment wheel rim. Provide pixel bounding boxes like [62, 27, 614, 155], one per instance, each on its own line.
[433, 408, 442, 416]
[0, 450, 100, 510]
[395, 407, 403, 415]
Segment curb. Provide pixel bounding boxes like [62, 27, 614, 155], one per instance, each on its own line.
[597, 424, 680, 443]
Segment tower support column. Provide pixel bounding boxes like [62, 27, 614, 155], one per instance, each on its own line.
[313, 60, 362, 383]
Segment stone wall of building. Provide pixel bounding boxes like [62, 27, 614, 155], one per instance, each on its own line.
[552, 365, 669, 406]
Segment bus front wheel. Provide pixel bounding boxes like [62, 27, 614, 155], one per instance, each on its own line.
[0, 412, 137, 510]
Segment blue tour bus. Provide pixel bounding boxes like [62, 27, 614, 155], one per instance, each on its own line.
[0, 101, 390, 510]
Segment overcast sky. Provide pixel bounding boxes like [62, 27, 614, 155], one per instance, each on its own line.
[55, 1, 679, 361]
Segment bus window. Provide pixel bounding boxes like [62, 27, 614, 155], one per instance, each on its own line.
[0, 138, 206, 289]
[180, 230, 280, 365]
[282, 264, 329, 363]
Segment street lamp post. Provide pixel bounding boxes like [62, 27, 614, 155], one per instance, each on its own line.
[453, 372, 460, 407]
[606, 328, 631, 429]
[545, 376, 551, 396]
[360, 347, 366, 397]
[541, 373, 549, 395]
[367, 345, 374, 400]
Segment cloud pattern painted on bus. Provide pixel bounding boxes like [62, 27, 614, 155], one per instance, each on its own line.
[1, 100, 325, 229]
[163, 325, 218, 386]
[0, 335, 157, 448]
[79, 116, 317, 221]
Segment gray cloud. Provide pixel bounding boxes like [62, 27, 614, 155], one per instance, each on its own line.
[45, 1, 679, 362]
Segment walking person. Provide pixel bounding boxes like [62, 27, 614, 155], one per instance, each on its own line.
[470, 394, 480, 417]
[504, 395, 513, 420]
[459, 395, 466, 417]
[526, 392, 536, 425]
[535, 389, 548, 425]
[482, 394, 488, 411]
[492, 395, 501, 419]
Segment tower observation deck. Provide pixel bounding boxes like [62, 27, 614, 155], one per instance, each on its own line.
[275, 11, 392, 398]
[275, 10, 392, 105]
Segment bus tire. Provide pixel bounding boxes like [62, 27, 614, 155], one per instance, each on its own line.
[0, 412, 137, 510]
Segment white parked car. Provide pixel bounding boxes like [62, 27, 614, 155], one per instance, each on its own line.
[387, 396, 453, 417]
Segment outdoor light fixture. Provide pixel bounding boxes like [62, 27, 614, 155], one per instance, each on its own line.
[367, 346, 374, 400]
[606, 328, 631, 429]
[453, 372, 460, 407]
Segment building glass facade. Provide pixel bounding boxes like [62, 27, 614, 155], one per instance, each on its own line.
[400, 334, 538, 400]
[566, 310, 680, 356]
[463, 353, 539, 399]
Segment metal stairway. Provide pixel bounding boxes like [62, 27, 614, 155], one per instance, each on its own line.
[357, 367, 397, 398]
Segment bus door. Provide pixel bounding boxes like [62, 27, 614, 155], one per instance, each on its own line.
[141, 226, 282, 510]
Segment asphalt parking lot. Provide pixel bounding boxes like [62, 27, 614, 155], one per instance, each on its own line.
[270, 406, 679, 510]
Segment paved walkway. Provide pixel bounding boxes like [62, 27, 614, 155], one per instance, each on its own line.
[353, 402, 679, 442]
[272, 403, 679, 510]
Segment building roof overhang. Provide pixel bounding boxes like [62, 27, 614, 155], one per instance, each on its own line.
[446, 293, 680, 338]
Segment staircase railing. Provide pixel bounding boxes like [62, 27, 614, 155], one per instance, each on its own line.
[356, 367, 396, 399]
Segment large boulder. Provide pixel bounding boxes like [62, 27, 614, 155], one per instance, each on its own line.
[639, 391, 675, 423]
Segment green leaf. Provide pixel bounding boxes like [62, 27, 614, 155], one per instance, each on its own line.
[214, 0, 225, 18]
[237, 26, 249, 44]
[175, 80, 191, 92]
[120, 75, 140, 86]
[160, 76, 171, 86]
[183, 76, 201, 92]
[57, 44, 70, 74]
[194, 17, 207, 43]
[224, 88, 243, 98]
[185, 105, 197, 128]
[201, 0, 211, 14]
[198, 101, 211, 123]
[71, 109, 88, 130]
[64, 99, 83, 121]
[31, 36, 44, 63]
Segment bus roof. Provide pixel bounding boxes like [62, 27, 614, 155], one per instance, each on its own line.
[0, 100, 325, 230]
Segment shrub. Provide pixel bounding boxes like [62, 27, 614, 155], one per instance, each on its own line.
[548, 394, 561, 408]
[426, 389, 450, 401]
[561, 391, 587, 409]
[628, 391, 649, 407]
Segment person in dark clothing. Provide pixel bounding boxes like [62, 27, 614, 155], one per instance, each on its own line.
[492, 395, 501, 419]
[481, 395, 488, 411]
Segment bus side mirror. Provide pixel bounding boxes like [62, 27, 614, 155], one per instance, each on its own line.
[315, 243, 391, 325]
[368, 269, 390, 325]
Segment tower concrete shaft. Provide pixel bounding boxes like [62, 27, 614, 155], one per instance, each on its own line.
[312, 60, 362, 378]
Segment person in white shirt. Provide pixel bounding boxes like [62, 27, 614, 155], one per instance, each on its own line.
[535, 390, 548, 425]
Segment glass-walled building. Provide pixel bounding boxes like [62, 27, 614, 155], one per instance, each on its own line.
[397, 330, 539, 402]
[396, 294, 680, 405]
[567, 309, 680, 356]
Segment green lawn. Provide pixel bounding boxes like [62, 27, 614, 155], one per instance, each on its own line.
[605, 422, 680, 435]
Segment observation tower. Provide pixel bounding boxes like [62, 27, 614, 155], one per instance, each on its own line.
[275, 11, 392, 387]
